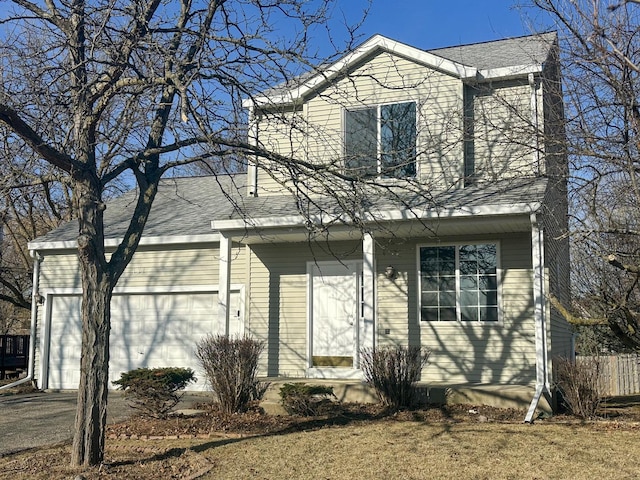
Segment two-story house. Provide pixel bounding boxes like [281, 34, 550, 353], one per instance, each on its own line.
[27, 32, 571, 418]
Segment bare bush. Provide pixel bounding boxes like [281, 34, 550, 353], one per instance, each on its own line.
[554, 356, 603, 419]
[196, 335, 265, 414]
[360, 345, 430, 410]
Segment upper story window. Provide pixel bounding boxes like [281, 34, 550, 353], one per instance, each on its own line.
[419, 243, 499, 323]
[344, 101, 417, 179]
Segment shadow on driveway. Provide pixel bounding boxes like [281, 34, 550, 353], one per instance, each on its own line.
[0, 391, 204, 456]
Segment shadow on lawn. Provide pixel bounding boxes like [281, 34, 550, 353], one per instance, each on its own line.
[109, 402, 469, 465]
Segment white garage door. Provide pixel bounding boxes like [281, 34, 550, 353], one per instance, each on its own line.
[46, 291, 240, 391]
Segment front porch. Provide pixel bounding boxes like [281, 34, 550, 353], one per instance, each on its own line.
[258, 378, 553, 416]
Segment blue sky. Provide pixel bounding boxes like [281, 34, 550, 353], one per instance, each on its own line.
[333, 0, 548, 50]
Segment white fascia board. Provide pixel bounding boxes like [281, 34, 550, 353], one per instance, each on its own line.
[210, 202, 541, 232]
[364, 202, 541, 222]
[474, 64, 544, 81]
[244, 35, 477, 108]
[28, 233, 221, 252]
[43, 284, 245, 296]
[211, 214, 306, 231]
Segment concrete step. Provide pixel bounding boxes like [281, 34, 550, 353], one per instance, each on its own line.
[260, 378, 378, 405]
[257, 379, 551, 415]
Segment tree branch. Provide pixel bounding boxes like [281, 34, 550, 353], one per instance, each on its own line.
[549, 294, 607, 326]
[0, 104, 75, 174]
[607, 254, 640, 274]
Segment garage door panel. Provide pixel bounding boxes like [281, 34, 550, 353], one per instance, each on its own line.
[192, 295, 216, 311]
[47, 291, 230, 391]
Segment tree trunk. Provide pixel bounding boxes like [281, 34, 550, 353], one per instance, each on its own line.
[71, 276, 112, 466]
[70, 177, 112, 467]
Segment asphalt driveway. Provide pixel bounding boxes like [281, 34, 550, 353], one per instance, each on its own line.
[0, 391, 135, 456]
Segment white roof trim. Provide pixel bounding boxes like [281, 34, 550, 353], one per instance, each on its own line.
[243, 34, 478, 107]
[41, 284, 244, 296]
[210, 202, 541, 232]
[476, 64, 544, 81]
[28, 233, 221, 252]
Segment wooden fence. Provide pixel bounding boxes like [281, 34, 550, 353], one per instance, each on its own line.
[578, 354, 640, 397]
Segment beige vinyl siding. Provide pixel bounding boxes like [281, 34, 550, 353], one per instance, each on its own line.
[38, 244, 245, 290]
[377, 233, 536, 385]
[254, 105, 307, 196]
[469, 79, 537, 182]
[247, 241, 361, 377]
[306, 51, 465, 189]
[38, 252, 83, 290]
[34, 243, 247, 383]
[308, 49, 462, 188]
[255, 50, 466, 194]
[376, 241, 414, 346]
[541, 48, 572, 369]
[541, 46, 566, 180]
[543, 189, 573, 365]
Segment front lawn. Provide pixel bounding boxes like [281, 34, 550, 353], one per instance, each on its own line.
[1, 402, 639, 479]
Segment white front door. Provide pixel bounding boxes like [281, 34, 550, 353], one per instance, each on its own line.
[310, 261, 361, 374]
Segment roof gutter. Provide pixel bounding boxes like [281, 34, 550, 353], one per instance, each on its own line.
[210, 202, 541, 232]
[0, 251, 42, 391]
[28, 233, 221, 252]
[472, 64, 543, 82]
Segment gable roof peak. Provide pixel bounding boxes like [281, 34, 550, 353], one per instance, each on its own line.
[245, 31, 555, 108]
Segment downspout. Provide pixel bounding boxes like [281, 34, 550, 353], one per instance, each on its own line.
[247, 106, 259, 197]
[524, 213, 552, 422]
[529, 73, 541, 175]
[0, 251, 42, 391]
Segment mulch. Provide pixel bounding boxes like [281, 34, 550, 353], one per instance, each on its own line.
[106, 399, 640, 440]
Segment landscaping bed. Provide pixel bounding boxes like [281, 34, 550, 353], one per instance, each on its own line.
[105, 398, 640, 440]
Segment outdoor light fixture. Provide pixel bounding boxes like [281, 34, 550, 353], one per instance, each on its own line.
[384, 265, 396, 280]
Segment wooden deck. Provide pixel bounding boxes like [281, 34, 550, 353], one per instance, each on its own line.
[0, 335, 29, 380]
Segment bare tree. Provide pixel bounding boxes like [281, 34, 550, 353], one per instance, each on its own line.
[533, 0, 640, 351]
[0, 0, 364, 466]
[0, 133, 73, 327]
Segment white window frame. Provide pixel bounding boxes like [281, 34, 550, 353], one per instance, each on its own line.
[343, 100, 418, 179]
[417, 241, 502, 324]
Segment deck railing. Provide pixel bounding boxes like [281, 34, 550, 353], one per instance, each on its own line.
[0, 335, 30, 380]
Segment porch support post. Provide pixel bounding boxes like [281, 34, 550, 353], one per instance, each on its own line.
[360, 232, 375, 368]
[525, 213, 552, 422]
[218, 232, 232, 335]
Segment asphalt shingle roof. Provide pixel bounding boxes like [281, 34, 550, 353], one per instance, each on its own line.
[33, 174, 248, 244]
[428, 32, 557, 71]
[32, 32, 555, 247]
[259, 32, 557, 101]
[32, 175, 548, 246]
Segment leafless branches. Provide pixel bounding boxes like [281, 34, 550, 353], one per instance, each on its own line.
[534, 0, 640, 351]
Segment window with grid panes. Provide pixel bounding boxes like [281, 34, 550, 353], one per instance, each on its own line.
[419, 243, 498, 322]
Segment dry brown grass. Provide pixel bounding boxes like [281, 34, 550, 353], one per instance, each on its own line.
[1, 420, 639, 479]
